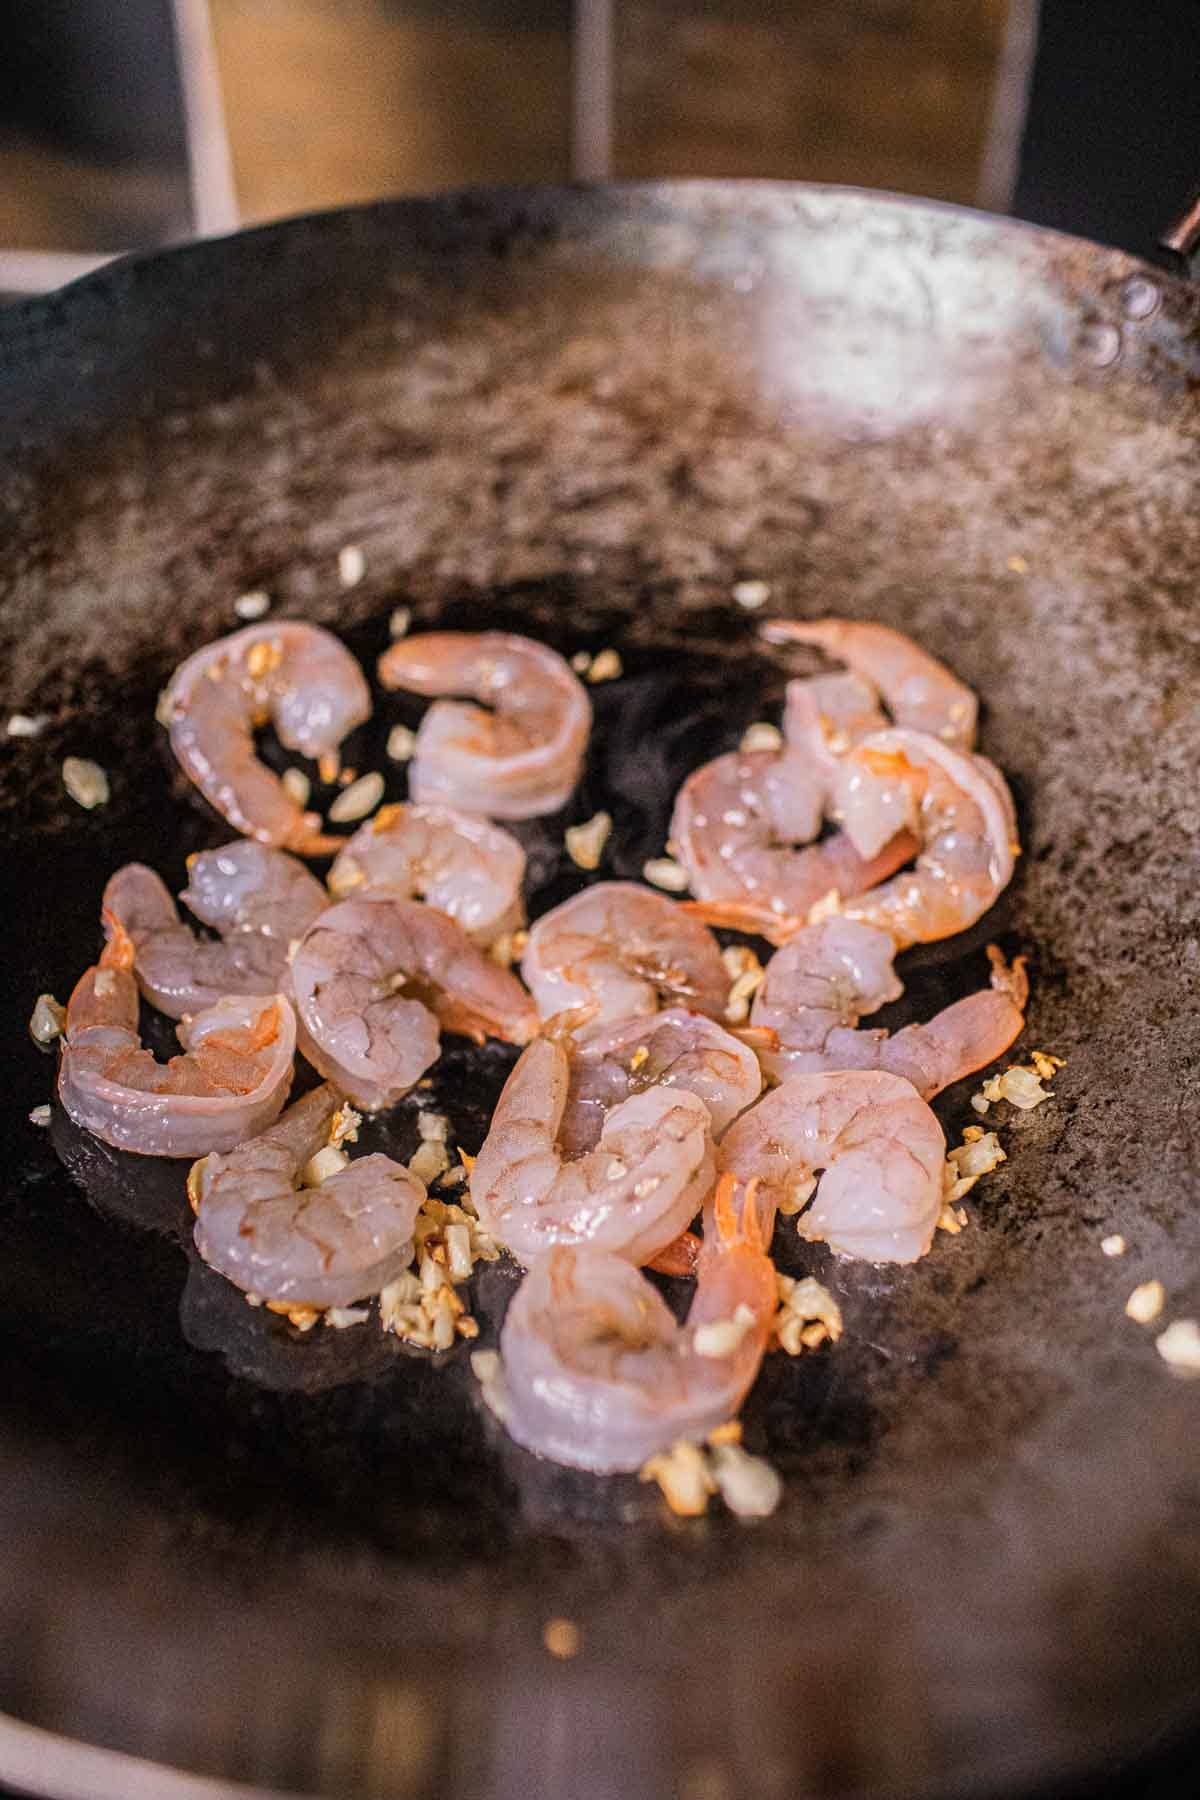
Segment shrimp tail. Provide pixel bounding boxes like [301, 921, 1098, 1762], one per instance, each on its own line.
[679, 897, 803, 940]
[987, 943, 1030, 1010]
[436, 994, 538, 1047]
[282, 817, 346, 859]
[712, 1173, 767, 1253]
[100, 906, 136, 971]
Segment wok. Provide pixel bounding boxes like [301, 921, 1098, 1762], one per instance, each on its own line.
[1, 182, 1199, 1800]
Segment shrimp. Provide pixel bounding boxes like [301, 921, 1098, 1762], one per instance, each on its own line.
[57, 915, 295, 1157]
[193, 1083, 424, 1307]
[471, 1035, 716, 1266]
[377, 631, 590, 819]
[328, 801, 525, 943]
[761, 617, 978, 750]
[558, 1007, 761, 1153]
[288, 895, 538, 1111]
[495, 1173, 777, 1472]
[521, 882, 730, 1026]
[160, 621, 371, 855]
[670, 748, 918, 945]
[831, 729, 1018, 948]
[751, 921, 1028, 1096]
[103, 843, 327, 1019]
[720, 1070, 946, 1263]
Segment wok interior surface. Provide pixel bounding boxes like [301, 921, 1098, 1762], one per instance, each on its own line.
[1, 184, 1199, 1800]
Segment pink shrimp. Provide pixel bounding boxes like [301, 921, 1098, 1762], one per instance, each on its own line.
[495, 1173, 777, 1472]
[160, 621, 371, 855]
[761, 617, 978, 749]
[327, 801, 525, 943]
[103, 843, 327, 1018]
[193, 1084, 425, 1308]
[751, 921, 1028, 1097]
[521, 882, 730, 1026]
[288, 896, 538, 1110]
[377, 631, 590, 818]
[58, 914, 295, 1157]
[470, 1035, 716, 1267]
[720, 1070, 946, 1263]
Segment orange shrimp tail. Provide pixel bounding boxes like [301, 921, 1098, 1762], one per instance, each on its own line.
[679, 897, 802, 941]
[728, 1024, 779, 1052]
[711, 1172, 767, 1254]
[99, 907, 136, 971]
[648, 1230, 703, 1277]
[436, 996, 539, 1047]
[987, 944, 1030, 1011]
[283, 816, 345, 860]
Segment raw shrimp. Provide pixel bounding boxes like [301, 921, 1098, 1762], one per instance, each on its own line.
[289, 895, 538, 1110]
[832, 729, 1018, 948]
[496, 1173, 777, 1472]
[471, 1035, 715, 1266]
[377, 631, 590, 818]
[104, 843, 327, 1018]
[521, 882, 730, 1026]
[751, 921, 1027, 1097]
[161, 621, 371, 854]
[558, 1007, 761, 1153]
[193, 1084, 424, 1307]
[58, 916, 295, 1157]
[761, 617, 978, 750]
[328, 802, 525, 943]
[670, 747, 918, 945]
[720, 1070, 946, 1262]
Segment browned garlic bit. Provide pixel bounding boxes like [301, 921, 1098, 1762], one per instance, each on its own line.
[722, 944, 765, 1024]
[542, 1618, 581, 1659]
[772, 1274, 843, 1355]
[640, 1431, 783, 1518]
[379, 1188, 500, 1350]
[586, 648, 622, 684]
[972, 1051, 1063, 1116]
[565, 811, 612, 871]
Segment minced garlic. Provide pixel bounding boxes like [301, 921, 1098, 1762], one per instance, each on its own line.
[586, 648, 622, 683]
[709, 1442, 783, 1518]
[28, 992, 66, 1047]
[62, 757, 109, 810]
[693, 1302, 756, 1359]
[565, 810, 612, 871]
[739, 721, 783, 753]
[639, 1440, 715, 1516]
[1156, 1319, 1200, 1374]
[327, 771, 384, 825]
[1125, 1280, 1166, 1325]
[643, 857, 689, 893]
[772, 1273, 843, 1355]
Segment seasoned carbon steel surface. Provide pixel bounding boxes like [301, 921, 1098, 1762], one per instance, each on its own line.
[1, 184, 1199, 1800]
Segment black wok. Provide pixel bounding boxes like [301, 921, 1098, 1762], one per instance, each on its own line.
[1, 182, 1199, 1800]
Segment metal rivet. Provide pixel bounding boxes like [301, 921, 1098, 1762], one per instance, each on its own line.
[1120, 275, 1160, 320]
[1079, 321, 1122, 367]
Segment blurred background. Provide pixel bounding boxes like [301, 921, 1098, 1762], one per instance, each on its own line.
[0, 1, 1197, 295]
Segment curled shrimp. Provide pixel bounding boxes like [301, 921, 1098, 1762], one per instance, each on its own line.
[495, 1173, 777, 1472]
[288, 895, 538, 1111]
[103, 843, 327, 1019]
[558, 1007, 761, 1153]
[377, 631, 590, 819]
[328, 801, 525, 943]
[751, 922, 1028, 1098]
[193, 1084, 425, 1307]
[161, 622, 371, 855]
[830, 729, 1018, 948]
[720, 1070, 946, 1263]
[521, 882, 730, 1026]
[761, 617, 978, 750]
[58, 915, 295, 1157]
[471, 1035, 716, 1266]
[670, 746, 918, 944]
